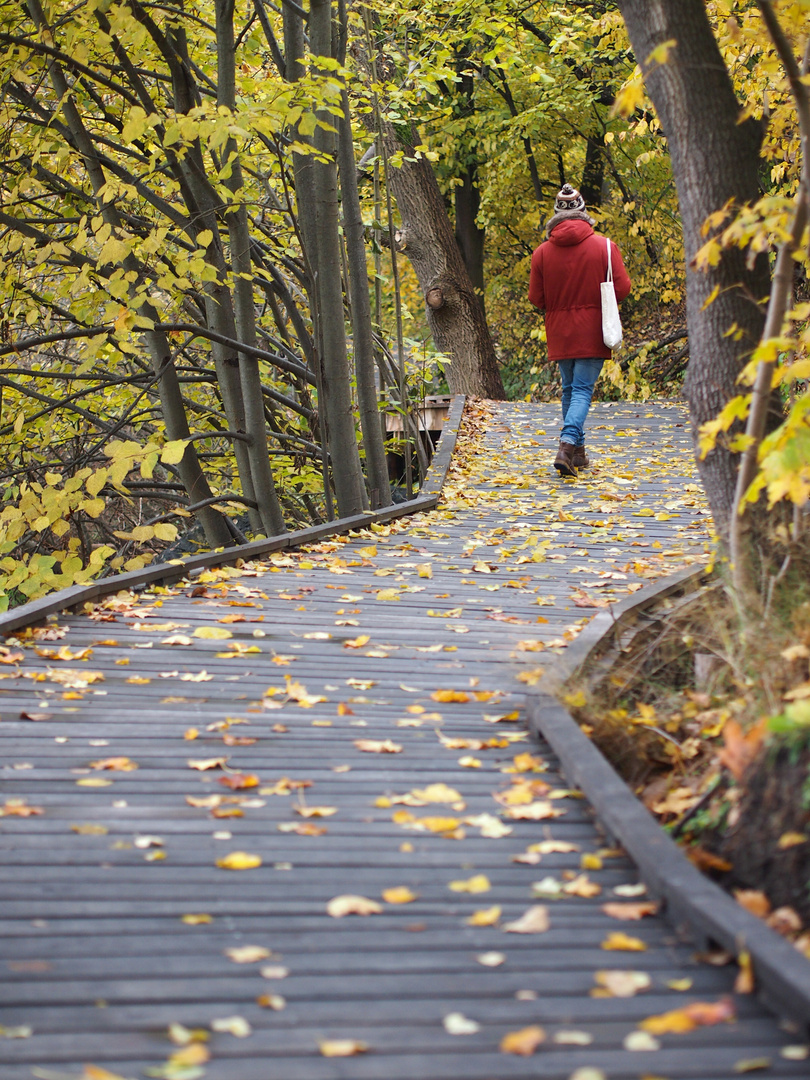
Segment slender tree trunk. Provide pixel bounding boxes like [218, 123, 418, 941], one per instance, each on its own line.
[216, 0, 286, 535]
[337, 88, 392, 509]
[617, 0, 778, 541]
[454, 167, 486, 305]
[383, 125, 505, 399]
[580, 135, 604, 210]
[309, 0, 368, 516]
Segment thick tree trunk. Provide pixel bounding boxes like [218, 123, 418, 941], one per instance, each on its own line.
[384, 126, 505, 399]
[618, 0, 778, 541]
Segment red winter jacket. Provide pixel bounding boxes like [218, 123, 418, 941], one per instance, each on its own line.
[528, 218, 631, 361]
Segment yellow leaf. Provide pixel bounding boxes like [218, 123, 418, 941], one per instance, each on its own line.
[76, 778, 112, 787]
[181, 913, 212, 925]
[82, 1067, 136, 1080]
[382, 886, 418, 904]
[161, 439, 189, 465]
[778, 832, 807, 849]
[500, 1025, 545, 1055]
[601, 931, 647, 951]
[216, 851, 262, 870]
[431, 689, 470, 703]
[465, 905, 501, 926]
[448, 874, 490, 894]
[193, 626, 233, 640]
[344, 635, 370, 649]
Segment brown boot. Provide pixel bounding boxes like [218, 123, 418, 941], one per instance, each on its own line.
[554, 441, 578, 477]
[572, 444, 589, 469]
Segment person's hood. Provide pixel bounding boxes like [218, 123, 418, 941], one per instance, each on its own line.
[545, 211, 595, 242]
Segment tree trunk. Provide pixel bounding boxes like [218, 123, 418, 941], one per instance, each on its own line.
[337, 87, 392, 509]
[310, 0, 368, 517]
[580, 134, 604, 210]
[384, 125, 505, 399]
[216, 0, 286, 536]
[617, 0, 778, 541]
[454, 166, 486, 304]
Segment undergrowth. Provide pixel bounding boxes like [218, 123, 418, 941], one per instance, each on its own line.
[562, 559, 810, 951]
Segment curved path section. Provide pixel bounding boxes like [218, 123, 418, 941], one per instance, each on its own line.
[1, 401, 804, 1079]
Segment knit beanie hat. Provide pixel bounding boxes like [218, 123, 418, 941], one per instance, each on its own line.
[554, 183, 585, 213]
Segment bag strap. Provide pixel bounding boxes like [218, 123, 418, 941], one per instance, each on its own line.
[605, 236, 613, 283]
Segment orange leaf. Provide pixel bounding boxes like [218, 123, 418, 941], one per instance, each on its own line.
[601, 901, 658, 920]
[499, 1025, 545, 1055]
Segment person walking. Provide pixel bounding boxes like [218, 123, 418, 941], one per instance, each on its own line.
[529, 184, 631, 477]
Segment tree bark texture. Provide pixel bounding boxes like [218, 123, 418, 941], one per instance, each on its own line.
[384, 127, 505, 399]
[618, 0, 778, 540]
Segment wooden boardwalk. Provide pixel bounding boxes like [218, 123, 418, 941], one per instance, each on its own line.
[1, 400, 806, 1079]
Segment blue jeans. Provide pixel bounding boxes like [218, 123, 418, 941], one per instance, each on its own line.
[559, 358, 603, 446]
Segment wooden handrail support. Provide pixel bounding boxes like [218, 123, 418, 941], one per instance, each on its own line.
[0, 395, 467, 636]
[525, 564, 810, 1028]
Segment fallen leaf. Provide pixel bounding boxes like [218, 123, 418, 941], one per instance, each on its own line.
[594, 970, 651, 997]
[354, 738, 403, 754]
[294, 805, 337, 818]
[215, 851, 262, 870]
[256, 994, 286, 1010]
[89, 756, 138, 771]
[601, 931, 647, 951]
[259, 965, 289, 979]
[734, 890, 771, 918]
[218, 772, 260, 790]
[210, 1015, 252, 1037]
[476, 951, 505, 966]
[225, 946, 271, 963]
[640, 996, 735, 1034]
[382, 886, 418, 904]
[319, 1038, 368, 1056]
[500, 1025, 545, 1055]
[734, 1059, 771, 1073]
[553, 1030, 593, 1045]
[778, 831, 807, 849]
[602, 901, 658, 920]
[188, 757, 228, 771]
[193, 626, 233, 639]
[431, 689, 470, 703]
[443, 1012, 480, 1035]
[503, 906, 550, 934]
[181, 913, 212, 925]
[465, 906, 501, 926]
[327, 894, 383, 917]
[448, 874, 490, 894]
[734, 949, 755, 994]
[624, 1030, 660, 1051]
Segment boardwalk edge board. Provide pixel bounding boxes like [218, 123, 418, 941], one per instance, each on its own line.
[525, 565, 810, 1029]
[0, 395, 466, 637]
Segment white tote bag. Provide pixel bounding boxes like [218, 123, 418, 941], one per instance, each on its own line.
[601, 236, 623, 349]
